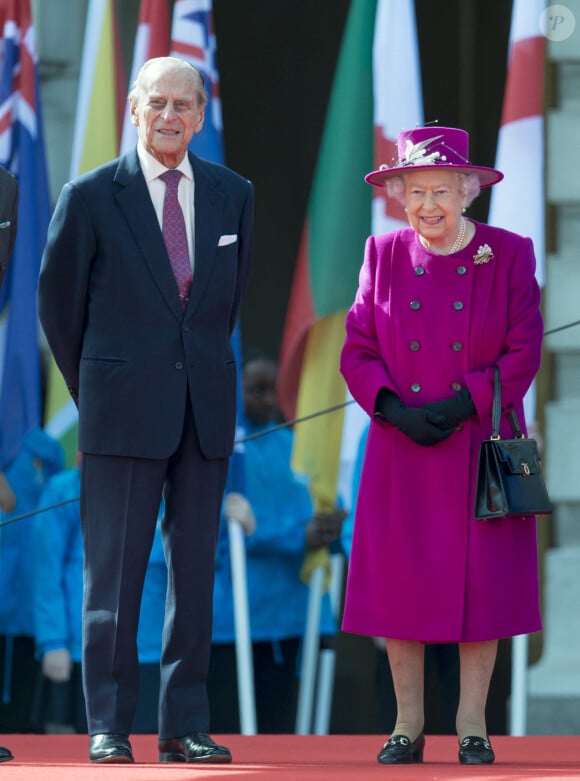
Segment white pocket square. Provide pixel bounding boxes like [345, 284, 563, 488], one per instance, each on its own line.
[218, 234, 237, 247]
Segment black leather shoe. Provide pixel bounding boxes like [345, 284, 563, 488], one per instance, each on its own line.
[158, 731, 232, 763]
[0, 746, 13, 763]
[89, 733, 134, 763]
[377, 732, 425, 764]
[458, 736, 495, 764]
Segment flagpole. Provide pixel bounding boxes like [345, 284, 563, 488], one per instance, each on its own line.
[488, 0, 546, 736]
[169, 0, 256, 731]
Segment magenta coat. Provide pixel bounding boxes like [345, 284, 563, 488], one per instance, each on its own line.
[340, 222, 544, 643]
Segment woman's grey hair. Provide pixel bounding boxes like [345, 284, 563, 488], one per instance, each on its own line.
[385, 171, 481, 208]
[129, 56, 208, 108]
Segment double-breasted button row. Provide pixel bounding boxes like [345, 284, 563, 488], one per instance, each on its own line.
[408, 381, 464, 394]
[408, 341, 463, 352]
[409, 300, 465, 311]
[413, 265, 467, 276]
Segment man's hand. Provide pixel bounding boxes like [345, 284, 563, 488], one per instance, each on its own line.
[224, 492, 256, 535]
[42, 649, 73, 684]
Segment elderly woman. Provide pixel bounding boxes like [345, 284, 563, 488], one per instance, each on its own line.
[340, 126, 543, 765]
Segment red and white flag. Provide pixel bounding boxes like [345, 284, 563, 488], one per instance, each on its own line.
[488, 0, 545, 286]
[119, 0, 170, 154]
[371, 0, 423, 237]
[488, 0, 545, 425]
[339, 0, 423, 508]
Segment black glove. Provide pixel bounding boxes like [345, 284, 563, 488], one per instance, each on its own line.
[375, 389, 453, 446]
[423, 387, 476, 428]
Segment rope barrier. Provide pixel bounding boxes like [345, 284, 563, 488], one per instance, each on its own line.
[2, 316, 579, 528]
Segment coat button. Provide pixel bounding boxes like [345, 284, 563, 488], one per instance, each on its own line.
[456, 265, 467, 275]
[175, 362, 184, 369]
[411, 383, 421, 393]
[451, 342, 463, 351]
[409, 341, 420, 351]
[451, 382, 462, 391]
[453, 301, 464, 311]
[414, 266, 425, 276]
[410, 300, 421, 310]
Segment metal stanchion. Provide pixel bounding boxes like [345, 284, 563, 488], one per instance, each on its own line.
[313, 553, 344, 735]
[510, 633, 528, 735]
[295, 565, 325, 734]
[227, 518, 257, 735]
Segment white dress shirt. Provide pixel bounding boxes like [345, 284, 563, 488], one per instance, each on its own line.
[136, 142, 195, 274]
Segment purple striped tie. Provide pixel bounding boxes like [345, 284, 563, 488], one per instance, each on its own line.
[160, 169, 192, 308]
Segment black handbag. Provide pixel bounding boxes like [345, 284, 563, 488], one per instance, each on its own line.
[474, 367, 552, 520]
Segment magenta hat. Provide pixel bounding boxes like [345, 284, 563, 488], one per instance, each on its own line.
[365, 126, 504, 189]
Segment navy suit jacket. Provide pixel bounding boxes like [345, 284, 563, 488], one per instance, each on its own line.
[39, 149, 253, 460]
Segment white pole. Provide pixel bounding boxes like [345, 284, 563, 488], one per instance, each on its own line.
[295, 564, 324, 734]
[328, 553, 345, 623]
[227, 518, 257, 735]
[313, 554, 345, 735]
[313, 649, 335, 734]
[509, 633, 528, 735]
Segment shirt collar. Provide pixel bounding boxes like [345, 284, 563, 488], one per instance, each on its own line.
[136, 142, 194, 183]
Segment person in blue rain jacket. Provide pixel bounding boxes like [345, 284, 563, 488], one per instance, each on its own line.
[208, 350, 345, 733]
[33, 458, 167, 733]
[0, 426, 64, 733]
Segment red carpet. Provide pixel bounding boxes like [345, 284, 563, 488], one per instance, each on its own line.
[1, 734, 580, 779]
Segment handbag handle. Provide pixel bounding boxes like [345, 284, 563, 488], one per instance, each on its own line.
[491, 367, 525, 440]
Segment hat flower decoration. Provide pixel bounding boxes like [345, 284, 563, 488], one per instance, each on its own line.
[400, 134, 446, 167]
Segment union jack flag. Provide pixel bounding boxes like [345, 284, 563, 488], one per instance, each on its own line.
[0, 0, 50, 467]
[170, 0, 224, 164]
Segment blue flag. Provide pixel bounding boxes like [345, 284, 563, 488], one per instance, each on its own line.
[0, 1, 51, 468]
[170, 0, 225, 165]
[170, 0, 245, 493]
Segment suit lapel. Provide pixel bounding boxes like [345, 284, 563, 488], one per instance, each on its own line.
[114, 150, 225, 319]
[186, 154, 225, 317]
[114, 151, 184, 318]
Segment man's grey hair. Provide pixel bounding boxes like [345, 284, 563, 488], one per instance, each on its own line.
[129, 56, 208, 108]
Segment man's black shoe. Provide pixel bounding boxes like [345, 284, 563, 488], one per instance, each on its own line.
[158, 731, 232, 763]
[0, 745, 13, 763]
[89, 733, 134, 763]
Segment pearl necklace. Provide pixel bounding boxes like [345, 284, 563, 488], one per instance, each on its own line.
[420, 217, 466, 255]
[447, 216, 467, 254]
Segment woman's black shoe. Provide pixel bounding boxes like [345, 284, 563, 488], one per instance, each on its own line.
[377, 732, 425, 764]
[458, 736, 495, 764]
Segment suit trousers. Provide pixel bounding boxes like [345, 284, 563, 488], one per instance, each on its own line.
[80, 398, 228, 738]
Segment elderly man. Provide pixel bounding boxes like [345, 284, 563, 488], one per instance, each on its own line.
[38, 57, 253, 764]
